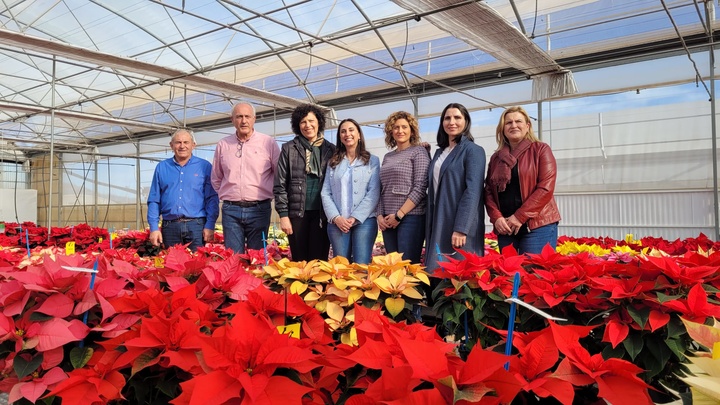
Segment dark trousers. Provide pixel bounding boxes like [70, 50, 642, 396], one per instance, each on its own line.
[287, 210, 330, 261]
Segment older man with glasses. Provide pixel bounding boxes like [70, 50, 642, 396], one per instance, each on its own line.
[211, 103, 280, 254]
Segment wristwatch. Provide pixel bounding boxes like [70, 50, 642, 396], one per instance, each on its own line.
[394, 212, 403, 222]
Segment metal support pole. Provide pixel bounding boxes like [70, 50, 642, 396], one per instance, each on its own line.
[136, 140, 141, 230]
[93, 160, 98, 227]
[706, 1, 719, 240]
[47, 57, 56, 230]
[57, 154, 63, 226]
[537, 100, 543, 140]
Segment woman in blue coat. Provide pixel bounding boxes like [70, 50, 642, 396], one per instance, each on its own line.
[321, 118, 381, 264]
[425, 103, 486, 273]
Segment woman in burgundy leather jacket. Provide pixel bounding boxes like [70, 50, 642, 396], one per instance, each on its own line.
[485, 106, 561, 254]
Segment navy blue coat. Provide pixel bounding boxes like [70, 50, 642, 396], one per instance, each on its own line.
[425, 137, 486, 273]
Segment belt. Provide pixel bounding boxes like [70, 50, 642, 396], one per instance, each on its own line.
[163, 217, 203, 224]
[226, 199, 270, 208]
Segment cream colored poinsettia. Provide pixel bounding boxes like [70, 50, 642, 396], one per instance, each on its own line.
[678, 317, 720, 402]
[367, 251, 413, 275]
[372, 268, 424, 317]
[275, 259, 333, 294]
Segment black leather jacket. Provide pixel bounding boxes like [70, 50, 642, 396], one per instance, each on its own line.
[273, 136, 335, 218]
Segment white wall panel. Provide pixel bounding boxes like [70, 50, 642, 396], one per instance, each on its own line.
[0, 189, 37, 223]
[555, 190, 716, 240]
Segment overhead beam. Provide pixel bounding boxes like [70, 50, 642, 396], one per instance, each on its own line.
[0, 100, 175, 132]
[0, 28, 316, 110]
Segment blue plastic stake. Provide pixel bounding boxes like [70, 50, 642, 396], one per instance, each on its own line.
[109, 228, 113, 249]
[262, 231, 268, 265]
[504, 272, 521, 370]
[25, 229, 30, 258]
[81, 260, 99, 325]
[463, 310, 469, 347]
[79, 259, 99, 348]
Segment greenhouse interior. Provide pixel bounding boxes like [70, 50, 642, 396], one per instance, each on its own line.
[0, 0, 717, 240]
[0, 0, 720, 405]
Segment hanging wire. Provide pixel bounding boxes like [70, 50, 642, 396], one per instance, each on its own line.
[62, 154, 93, 225]
[530, 0, 539, 39]
[41, 155, 48, 225]
[14, 159, 21, 224]
[400, 21, 410, 65]
[660, 0, 712, 100]
[692, 0, 708, 35]
[101, 158, 111, 228]
[80, 154, 88, 223]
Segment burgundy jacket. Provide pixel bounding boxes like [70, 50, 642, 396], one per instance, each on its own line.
[484, 141, 561, 231]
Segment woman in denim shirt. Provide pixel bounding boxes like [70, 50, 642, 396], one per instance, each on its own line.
[321, 118, 381, 264]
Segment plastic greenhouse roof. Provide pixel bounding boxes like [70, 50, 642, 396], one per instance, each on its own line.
[0, 0, 713, 156]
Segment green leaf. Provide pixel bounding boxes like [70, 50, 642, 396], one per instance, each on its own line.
[455, 383, 493, 402]
[452, 301, 466, 319]
[156, 377, 179, 398]
[622, 331, 644, 361]
[645, 335, 672, 370]
[602, 343, 626, 360]
[70, 346, 94, 369]
[666, 315, 687, 339]
[14, 353, 43, 379]
[665, 337, 687, 361]
[656, 292, 683, 304]
[131, 348, 163, 376]
[487, 291, 505, 302]
[642, 337, 672, 379]
[29, 312, 53, 322]
[627, 306, 650, 329]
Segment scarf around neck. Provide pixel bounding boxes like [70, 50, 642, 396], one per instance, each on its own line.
[488, 138, 532, 192]
[297, 135, 324, 176]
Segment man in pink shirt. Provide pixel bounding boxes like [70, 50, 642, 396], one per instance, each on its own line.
[211, 103, 280, 253]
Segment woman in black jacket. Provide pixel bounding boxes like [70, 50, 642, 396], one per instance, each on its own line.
[273, 104, 336, 261]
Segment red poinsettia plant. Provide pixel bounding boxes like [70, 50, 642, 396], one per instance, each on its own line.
[1, 228, 717, 404]
[434, 238, 720, 402]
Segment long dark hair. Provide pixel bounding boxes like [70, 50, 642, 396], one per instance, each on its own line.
[436, 103, 474, 149]
[329, 118, 371, 168]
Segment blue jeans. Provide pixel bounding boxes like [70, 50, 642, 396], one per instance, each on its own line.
[382, 214, 425, 264]
[497, 222, 558, 255]
[221, 200, 271, 254]
[161, 217, 205, 252]
[327, 217, 378, 264]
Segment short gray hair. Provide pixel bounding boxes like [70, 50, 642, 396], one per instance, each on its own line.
[171, 129, 196, 144]
[231, 102, 256, 116]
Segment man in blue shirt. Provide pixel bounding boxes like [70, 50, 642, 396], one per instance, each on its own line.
[147, 129, 219, 251]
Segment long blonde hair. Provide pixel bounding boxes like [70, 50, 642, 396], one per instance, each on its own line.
[494, 106, 539, 151]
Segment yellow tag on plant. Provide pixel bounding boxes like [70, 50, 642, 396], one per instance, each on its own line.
[154, 257, 164, 268]
[625, 233, 634, 244]
[276, 323, 301, 338]
[66, 241, 75, 255]
[111, 232, 117, 240]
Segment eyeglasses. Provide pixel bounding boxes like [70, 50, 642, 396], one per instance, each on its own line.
[236, 141, 244, 158]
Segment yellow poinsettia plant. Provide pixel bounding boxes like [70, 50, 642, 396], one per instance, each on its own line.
[677, 317, 720, 402]
[255, 252, 430, 345]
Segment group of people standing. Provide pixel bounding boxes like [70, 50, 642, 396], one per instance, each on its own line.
[147, 101, 560, 273]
